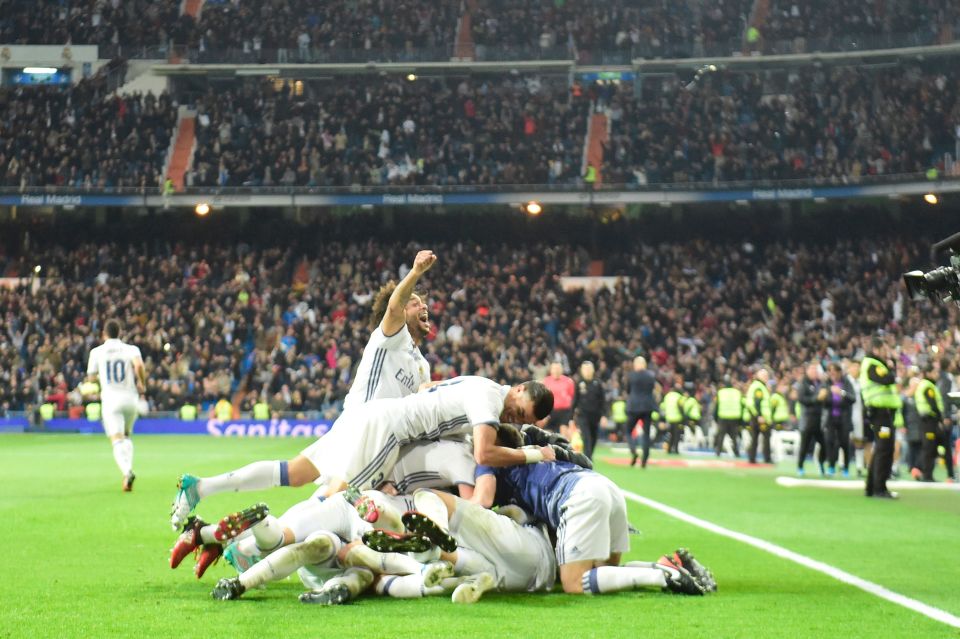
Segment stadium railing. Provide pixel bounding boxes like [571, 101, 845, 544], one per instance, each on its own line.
[2, 173, 956, 207]
[108, 27, 951, 65]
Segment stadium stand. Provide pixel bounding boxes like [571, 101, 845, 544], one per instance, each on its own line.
[186, 75, 589, 188]
[5, 62, 956, 189]
[0, 211, 955, 420]
[3, 0, 956, 60]
[0, 78, 176, 189]
[599, 63, 960, 186]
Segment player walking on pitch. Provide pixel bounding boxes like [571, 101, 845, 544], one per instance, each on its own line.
[85, 319, 146, 491]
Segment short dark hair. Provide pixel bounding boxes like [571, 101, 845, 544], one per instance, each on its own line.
[524, 380, 554, 420]
[871, 336, 885, 351]
[495, 423, 524, 449]
[104, 320, 121, 339]
[827, 362, 842, 374]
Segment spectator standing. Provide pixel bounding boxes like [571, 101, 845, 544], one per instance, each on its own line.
[745, 368, 773, 464]
[846, 361, 866, 476]
[821, 362, 855, 476]
[681, 385, 703, 446]
[625, 356, 658, 467]
[797, 363, 826, 476]
[541, 361, 574, 433]
[572, 360, 605, 460]
[860, 338, 902, 499]
[903, 375, 923, 477]
[713, 376, 743, 459]
[661, 380, 685, 454]
[915, 366, 953, 481]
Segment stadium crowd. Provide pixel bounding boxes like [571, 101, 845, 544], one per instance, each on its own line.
[0, 0, 187, 49]
[1, 220, 956, 429]
[0, 75, 176, 189]
[4, 0, 958, 60]
[469, 0, 752, 61]
[187, 0, 460, 62]
[762, 0, 959, 52]
[5, 60, 958, 189]
[187, 76, 589, 188]
[600, 64, 960, 185]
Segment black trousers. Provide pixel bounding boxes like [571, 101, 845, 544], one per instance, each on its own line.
[748, 418, 772, 463]
[667, 421, 683, 453]
[624, 410, 652, 463]
[797, 422, 825, 471]
[715, 419, 740, 457]
[823, 417, 851, 472]
[906, 438, 922, 471]
[920, 418, 955, 480]
[866, 408, 895, 496]
[578, 411, 602, 461]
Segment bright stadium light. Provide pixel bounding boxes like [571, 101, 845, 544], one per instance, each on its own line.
[924, 193, 939, 205]
[406, 73, 417, 81]
[195, 202, 211, 216]
[524, 201, 542, 216]
[33, 265, 41, 273]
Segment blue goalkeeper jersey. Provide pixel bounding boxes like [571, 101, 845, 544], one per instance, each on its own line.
[475, 461, 587, 530]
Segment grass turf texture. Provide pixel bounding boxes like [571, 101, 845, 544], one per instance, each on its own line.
[1, 434, 958, 639]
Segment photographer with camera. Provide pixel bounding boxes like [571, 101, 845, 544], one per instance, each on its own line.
[859, 337, 902, 499]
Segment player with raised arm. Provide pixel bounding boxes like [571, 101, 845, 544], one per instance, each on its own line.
[170, 250, 437, 529]
[85, 319, 146, 492]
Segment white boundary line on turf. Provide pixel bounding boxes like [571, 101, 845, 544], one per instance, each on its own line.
[619, 488, 960, 629]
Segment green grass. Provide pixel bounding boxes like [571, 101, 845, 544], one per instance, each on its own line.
[1, 434, 958, 639]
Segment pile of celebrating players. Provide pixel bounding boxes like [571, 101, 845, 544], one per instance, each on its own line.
[167, 251, 717, 603]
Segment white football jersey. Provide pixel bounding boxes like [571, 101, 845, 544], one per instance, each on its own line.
[343, 324, 430, 411]
[387, 440, 477, 494]
[387, 376, 508, 443]
[87, 339, 142, 401]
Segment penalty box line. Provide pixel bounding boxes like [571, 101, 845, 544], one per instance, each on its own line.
[619, 488, 960, 629]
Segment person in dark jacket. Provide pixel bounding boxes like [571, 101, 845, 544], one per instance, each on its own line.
[821, 362, 855, 476]
[625, 356, 658, 467]
[902, 375, 923, 477]
[796, 363, 826, 476]
[572, 360, 606, 461]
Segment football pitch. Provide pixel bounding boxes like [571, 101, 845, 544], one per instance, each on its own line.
[1, 434, 958, 639]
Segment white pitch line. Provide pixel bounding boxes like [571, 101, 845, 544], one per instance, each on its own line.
[619, 488, 960, 629]
[776, 476, 960, 491]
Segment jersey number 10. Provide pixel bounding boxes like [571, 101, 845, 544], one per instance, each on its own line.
[105, 360, 126, 384]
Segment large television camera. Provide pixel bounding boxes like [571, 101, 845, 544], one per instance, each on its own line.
[903, 231, 960, 307]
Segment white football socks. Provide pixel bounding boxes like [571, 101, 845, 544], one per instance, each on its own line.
[111, 439, 133, 476]
[453, 547, 496, 577]
[198, 461, 282, 498]
[413, 490, 450, 531]
[252, 515, 286, 553]
[343, 544, 422, 575]
[278, 495, 360, 543]
[239, 542, 304, 589]
[375, 573, 445, 599]
[199, 524, 219, 545]
[581, 566, 667, 594]
[326, 567, 375, 597]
